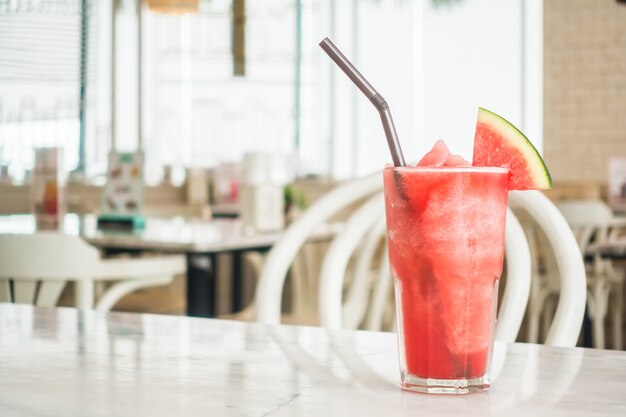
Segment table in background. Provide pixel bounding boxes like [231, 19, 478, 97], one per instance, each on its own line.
[588, 237, 626, 260]
[87, 215, 283, 318]
[0, 214, 338, 317]
[0, 304, 624, 417]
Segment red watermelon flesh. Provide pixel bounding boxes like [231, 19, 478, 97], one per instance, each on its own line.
[472, 108, 552, 190]
[417, 139, 471, 167]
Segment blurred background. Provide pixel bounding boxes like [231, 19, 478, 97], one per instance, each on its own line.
[0, 0, 625, 348]
[2, 0, 622, 188]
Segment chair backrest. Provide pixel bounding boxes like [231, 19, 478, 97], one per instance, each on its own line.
[556, 200, 613, 224]
[514, 209, 562, 344]
[318, 200, 534, 332]
[0, 232, 101, 307]
[508, 191, 588, 347]
[318, 192, 387, 330]
[257, 179, 586, 347]
[255, 174, 383, 324]
[555, 200, 614, 253]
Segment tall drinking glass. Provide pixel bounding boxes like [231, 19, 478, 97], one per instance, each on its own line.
[383, 166, 509, 394]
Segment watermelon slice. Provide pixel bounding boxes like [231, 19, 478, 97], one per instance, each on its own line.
[472, 107, 552, 190]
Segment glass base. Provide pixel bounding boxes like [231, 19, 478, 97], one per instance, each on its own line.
[401, 373, 490, 395]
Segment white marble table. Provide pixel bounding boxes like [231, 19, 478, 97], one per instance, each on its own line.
[1, 304, 625, 417]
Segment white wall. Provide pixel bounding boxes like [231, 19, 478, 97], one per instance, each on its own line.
[326, 0, 542, 177]
[421, 0, 523, 161]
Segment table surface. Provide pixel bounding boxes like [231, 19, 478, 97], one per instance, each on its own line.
[1, 304, 625, 417]
[0, 214, 339, 253]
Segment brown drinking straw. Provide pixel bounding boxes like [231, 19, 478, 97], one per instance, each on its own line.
[319, 37, 406, 167]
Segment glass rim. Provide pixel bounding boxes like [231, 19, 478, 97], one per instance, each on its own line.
[384, 165, 509, 174]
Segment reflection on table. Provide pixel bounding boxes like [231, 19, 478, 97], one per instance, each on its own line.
[1, 304, 625, 417]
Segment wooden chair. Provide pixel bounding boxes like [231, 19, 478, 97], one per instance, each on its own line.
[0, 232, 186, 312]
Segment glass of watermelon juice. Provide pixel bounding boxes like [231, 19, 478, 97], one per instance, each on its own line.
[383, 164, 508, 394]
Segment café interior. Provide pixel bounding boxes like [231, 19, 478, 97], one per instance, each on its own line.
[0, 0, 625, 415]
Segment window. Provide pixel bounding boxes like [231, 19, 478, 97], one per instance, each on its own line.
[0, 0, 98, 182]
[0, 0, 542, 183]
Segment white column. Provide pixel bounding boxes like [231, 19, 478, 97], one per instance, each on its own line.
[522, 0, 544, 154]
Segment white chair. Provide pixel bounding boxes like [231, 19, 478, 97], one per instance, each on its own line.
[256, 174, 587, 347]
[0, 233, 186, 312]
[318, 191, 390, 331]
[255, 174, 383, 325]
[555, 200, 626, 349]
[318, 201, 535, 334]
[514, 214, 561, 344]
[507, 191, 587, 347]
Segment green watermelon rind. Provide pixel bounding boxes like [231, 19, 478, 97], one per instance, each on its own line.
[476, 107, 552, 189]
